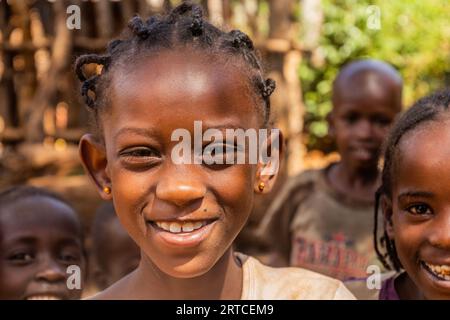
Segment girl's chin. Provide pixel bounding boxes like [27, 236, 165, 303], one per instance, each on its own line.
[151, 254, 221, 279]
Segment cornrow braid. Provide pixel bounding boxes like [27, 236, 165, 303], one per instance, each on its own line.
[75, 54, 110, 110]
[190, 5, 203, 37]
[74, 1, 275, 137]
[373, 89, 450, 271]
[128, 15, 151, 39]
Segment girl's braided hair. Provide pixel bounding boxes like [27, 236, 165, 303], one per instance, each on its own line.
[75, 1, 276, 138]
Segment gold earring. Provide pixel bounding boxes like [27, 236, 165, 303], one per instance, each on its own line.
[103, 186, 111, 194]
[258, 182, 265, 192]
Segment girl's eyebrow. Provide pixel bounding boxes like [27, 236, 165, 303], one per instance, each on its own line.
[114, 127, 159, 140]
[3, 236, 37, 245]
[398, 190, 435, 201]
[203, 125, 246, 131]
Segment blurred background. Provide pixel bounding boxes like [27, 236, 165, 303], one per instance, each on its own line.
[0, 0, 449, 226]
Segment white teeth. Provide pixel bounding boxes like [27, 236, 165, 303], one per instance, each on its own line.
[193, 221, 203, 229]
[160, 222, 169, 231]
[169, 222, 181, 233]
[26, 295, 61, 300]
[424, 262, 450, 279]
[182, 222, 194, 232]
[155, 220, 207, 233]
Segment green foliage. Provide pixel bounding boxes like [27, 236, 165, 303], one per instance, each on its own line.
[301, 0, 450, 151]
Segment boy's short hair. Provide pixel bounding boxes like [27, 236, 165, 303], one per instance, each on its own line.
[0, 185, 72, 212]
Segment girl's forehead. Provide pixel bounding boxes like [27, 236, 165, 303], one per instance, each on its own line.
[113, 50, 252, 102]
[398, 118, 450, 157]
[394, 119, 450, 191]
[107, 51, 261, 134]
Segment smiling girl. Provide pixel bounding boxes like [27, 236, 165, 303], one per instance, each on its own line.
[374, 90, 450, 299]
[75, 2, 354, 300]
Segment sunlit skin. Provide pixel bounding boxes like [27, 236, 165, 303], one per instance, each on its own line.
[0, 197, 86, 300]
[79, 49, 280, 299]
[328, 62, 402, 202]
[382, 117, 450, 300]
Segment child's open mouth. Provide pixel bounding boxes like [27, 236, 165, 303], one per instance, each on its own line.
[147, 219, 218, 247]
[25, 294, 63, 300]
[421, 260, 450, 281]
[153, 220, 210, 233]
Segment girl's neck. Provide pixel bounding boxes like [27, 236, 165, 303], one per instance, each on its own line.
[395, 272, 425, 300]
[129, 248, 243, 299]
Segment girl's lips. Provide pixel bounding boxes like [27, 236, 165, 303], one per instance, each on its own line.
[148, 219, 218, 248]
[420, 260, 450, 290]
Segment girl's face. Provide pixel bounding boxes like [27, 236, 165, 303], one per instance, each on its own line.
[80, 50, 278, 278]
[384, 118, 450, 299]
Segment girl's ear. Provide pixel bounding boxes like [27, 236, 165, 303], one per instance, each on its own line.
[327, 111, 336, 139]
[79, 134, 112, 200]
[254, 129, 284, 194]
[381, 194, 394, 239]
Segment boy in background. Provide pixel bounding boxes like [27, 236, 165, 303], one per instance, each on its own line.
[256, 59, 402, 280]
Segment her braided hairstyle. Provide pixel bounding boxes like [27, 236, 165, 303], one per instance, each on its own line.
[75, 1, 276, 138]
[373, 89, 450, 271]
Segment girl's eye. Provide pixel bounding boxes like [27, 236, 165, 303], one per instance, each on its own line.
[119, 147, 161, 166]
[121, 147, 160, 158]
[406, 204, 432, 216]
[59, 253, 80, 264]
[8, 252, 35, 264]
[202, 143, 239, 166]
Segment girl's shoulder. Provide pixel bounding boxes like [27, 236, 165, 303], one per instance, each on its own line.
[343, 271, 399, 300]
[237, 253, 356, 300]
[83, 272, 136, 300]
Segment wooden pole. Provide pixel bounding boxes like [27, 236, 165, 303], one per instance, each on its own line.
[25, 0, 73, 142]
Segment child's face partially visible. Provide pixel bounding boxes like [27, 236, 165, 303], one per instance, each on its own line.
[330, 75, 400, 170]
[86, 50, 268, 278]
[0, 197, 86, 300]
[386, 118, 450, 299]
[94, 218, 140, 289]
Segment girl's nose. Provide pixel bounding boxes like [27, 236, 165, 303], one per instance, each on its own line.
[156, 169, 206, 207]
[35, 259, 66, 283]
[429, 211, 450, 249]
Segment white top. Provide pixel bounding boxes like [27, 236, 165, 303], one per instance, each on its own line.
[237, 253, 356, 300]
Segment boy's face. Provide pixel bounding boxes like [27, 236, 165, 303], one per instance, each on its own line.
[330, 75, 400, 170]
[385, 119, 450, 299]
[80, 50, 278, 278]
[0, 197, 86, 300]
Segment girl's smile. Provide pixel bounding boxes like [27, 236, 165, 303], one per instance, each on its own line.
[421, 261, 450, 282]
[148, 218, 219, 247]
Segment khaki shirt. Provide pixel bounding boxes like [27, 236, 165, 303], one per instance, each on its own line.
[256, 164, 383, 281]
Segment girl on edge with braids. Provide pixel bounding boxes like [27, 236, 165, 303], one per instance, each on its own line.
[373, 90, 450, 300]
[75, 2, 354, 300]
[348, 90, 450, 300]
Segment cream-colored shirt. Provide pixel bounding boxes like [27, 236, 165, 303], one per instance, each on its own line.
[237, 253, 356, 300]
